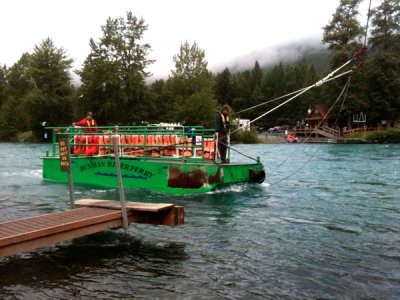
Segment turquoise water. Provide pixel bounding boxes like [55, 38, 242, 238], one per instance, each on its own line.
[0, 143, 399, 299]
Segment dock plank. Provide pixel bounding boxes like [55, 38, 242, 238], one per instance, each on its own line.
[0, 199, 184, 258]
[0, 214, 141, 258]
[0, 207, 123, 248]
[75, 199, 175, 212]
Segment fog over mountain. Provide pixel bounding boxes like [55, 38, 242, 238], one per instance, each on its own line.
[71, 37, 330, 86]
[214, 36, 330, 75]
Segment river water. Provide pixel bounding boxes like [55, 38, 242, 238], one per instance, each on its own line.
[0, 142, 399, 299]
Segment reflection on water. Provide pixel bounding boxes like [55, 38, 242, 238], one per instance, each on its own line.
[0, 231, 188, 282]
[0, 143, 399, 298]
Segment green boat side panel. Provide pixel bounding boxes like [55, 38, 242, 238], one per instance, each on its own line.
[42, 125, 265, 195]
[43, 157, 264, 195]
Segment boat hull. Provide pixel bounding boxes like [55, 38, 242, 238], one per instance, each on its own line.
[43, 156, 265, 195]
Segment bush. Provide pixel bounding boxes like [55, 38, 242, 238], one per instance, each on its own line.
[365, 129, 400, 143]
[231, 127, 260, 143]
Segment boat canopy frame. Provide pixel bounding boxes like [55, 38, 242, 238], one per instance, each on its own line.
[45, 125, 229, 163]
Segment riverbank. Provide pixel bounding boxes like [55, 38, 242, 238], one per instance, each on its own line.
[257, 135, 361, 144]
[257, 129, 400, 144]
[258, 134, 286, 144]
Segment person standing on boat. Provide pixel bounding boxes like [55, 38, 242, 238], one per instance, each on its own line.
[214, 104, 230, 163]
[72, 112, 98, 133]
[72, 112, 99, 155]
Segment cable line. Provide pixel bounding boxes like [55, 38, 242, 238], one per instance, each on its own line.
[268, 77, 353, 186]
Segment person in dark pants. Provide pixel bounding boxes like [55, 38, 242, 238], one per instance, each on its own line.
[214, 104, 231, 163]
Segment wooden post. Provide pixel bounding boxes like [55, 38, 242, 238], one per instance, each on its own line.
[59, 137, 75, 209]
[112, 135, 129, 233]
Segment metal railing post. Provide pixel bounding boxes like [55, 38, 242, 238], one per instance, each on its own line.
[66, 141, 75, 209]
[112, 136, 129, 234]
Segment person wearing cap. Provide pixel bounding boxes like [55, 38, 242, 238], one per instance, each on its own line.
[214, 104, 231, 163]
[72, 112, 98, 133]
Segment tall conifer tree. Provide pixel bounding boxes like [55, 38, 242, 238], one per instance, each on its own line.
[77, 12, 154, 125]
[365, 0, 400, 124]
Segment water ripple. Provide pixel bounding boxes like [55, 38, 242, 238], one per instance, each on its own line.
[0, 143, 400, 298]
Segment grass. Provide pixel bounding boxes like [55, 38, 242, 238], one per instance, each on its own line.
[346, 128, 400, 143]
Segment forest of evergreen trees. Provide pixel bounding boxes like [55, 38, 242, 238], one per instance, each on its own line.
[0, 0, 399, 141]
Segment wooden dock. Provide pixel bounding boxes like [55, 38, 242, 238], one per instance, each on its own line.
[0, 199, 184, 258]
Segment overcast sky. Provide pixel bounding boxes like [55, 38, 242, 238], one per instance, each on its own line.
[1, 0, 376, 80]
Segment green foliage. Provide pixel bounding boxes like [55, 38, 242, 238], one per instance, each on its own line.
[0, 96, 20, 140]
[0, 39, 74, 140]
[0, 65, 7, 107]
[77, 11, 154, 125]
[0, 55, 31, 139]
[0, 5, 399, 142]
[365, 129, 400, 143]
[251, 61, 263, 91]
[214, 67, 234, 106]
[172, 41, 208, 82]
[362, 0, 400, 124]
[28, 38, 74, 128]
[231, 126, 259, 144]
[250, 59, 320, 128]
[369, 0, 400, 51]
[3, 53, 33, 100]
[167, 41, 218, 124]
[322, 0, 364, 68]
[260, 63, 286, 99]
[321, 0, 374, 129]
[173, 89, 217, 126]
[149, 79, 175, 123]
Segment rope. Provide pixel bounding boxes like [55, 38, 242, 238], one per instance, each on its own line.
[199, 38, 368, 163]
[202, 64, 354, 130]
[229, 145, 259, 162]
[216, 2, 373, 182]
[233, 87, 309, 116]
[234, 68, 353, 122]
[217, 140, 259, 162]
[204, 47, 362, 135]
[267, 77, 353, 185]
[331, 77, 351, 128]
[224, 68, 354, 162]
[229, 68, 353, 136]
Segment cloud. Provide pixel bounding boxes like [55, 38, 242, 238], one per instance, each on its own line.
[2, 0, 376, 84]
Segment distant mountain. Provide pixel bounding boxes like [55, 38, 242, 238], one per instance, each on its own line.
[215, 38, 330, 75]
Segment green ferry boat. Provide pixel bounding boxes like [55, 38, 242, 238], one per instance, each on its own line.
[42, 125, 265, 195]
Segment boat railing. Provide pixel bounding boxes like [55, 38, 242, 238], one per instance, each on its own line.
[45, 125, 222, 162]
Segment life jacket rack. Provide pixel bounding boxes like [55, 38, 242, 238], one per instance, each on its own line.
[46, 125, 226, 163]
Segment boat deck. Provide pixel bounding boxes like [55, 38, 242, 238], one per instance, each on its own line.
[0, 199, 184, 258]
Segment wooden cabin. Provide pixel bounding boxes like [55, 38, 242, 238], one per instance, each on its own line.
[305, 104, 332, 129]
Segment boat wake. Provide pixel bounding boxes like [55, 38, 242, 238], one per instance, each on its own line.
[209, 183, 263, 194]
